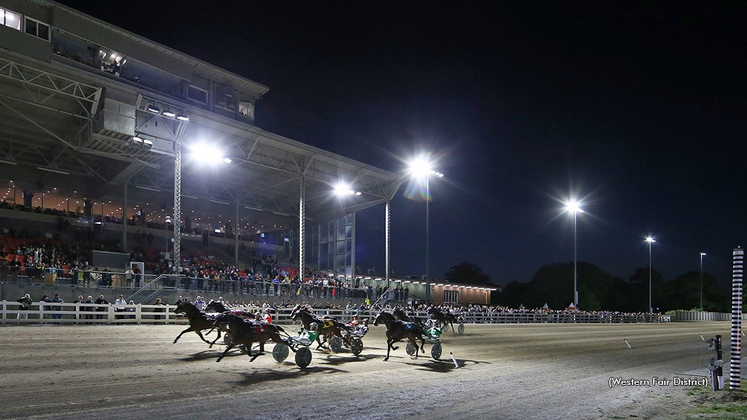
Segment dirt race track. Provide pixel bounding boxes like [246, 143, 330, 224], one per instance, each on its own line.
[0, 321, 732, 420]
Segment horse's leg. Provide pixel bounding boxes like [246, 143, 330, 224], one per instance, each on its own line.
[408, 337, 419, 359]
[173, 326, 193, 344]
[195, 330, 211, 345]
[216, 344, 233, 362]
[248, 341, 261, 362]
[384, 338, 393, 361]
[450, 322, 455, 333]
[209, 330, 223, 348]
[419, 337, 426, 355]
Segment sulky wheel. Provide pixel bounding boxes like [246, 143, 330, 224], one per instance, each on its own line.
[431, 342, 443, 360]
[457, 323, 465, 335]
[295, 346, 312, 368]
[329, 336, 343, 353]
[223, 332, 234, 347]
[272, 343, 290, 363]
[349, 337, 364, 356]
[405, 342, 417, 356]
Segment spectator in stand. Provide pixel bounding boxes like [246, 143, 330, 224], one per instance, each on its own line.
[40, 294, 51, 319]
[114, 294, 127, 320]
[16, 293, 32, 320]
[83, 295, 94, 323]
[125, 266, 133, 288]
[94, 294, 108, 320]
[133, 265, 142, 288]
[51, 293, 63, 323]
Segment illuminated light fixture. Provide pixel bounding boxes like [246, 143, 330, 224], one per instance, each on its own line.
[162, 110, 176, 118]
[0, 159, 17, 165]
[181, 194, 199, 199]
[272, 211, 290, 216]
[135, 185, 161, 193]
[223, 157, 232, 164]
[142, 139, 153, 150]
[214, 228, 221, 233]
[209, 199, 230, 205]
[131, 135, 144, 147]
[94, 221, 102, 225]
[176, 113, 189, 122]
[188, 143, 227, 164]
[37, 166, 70, 175]
[244, 206, 263, 212]
[147, 104, 160, 114]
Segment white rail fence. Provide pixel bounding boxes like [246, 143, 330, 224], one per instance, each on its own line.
[0, 301, 671, 325]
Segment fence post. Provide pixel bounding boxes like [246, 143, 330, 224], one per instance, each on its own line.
[730, 247, 743, 390]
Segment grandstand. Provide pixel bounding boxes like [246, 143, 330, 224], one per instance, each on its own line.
[0, 0, 496, 307]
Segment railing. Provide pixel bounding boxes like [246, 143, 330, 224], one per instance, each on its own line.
[669, 310, 746, 322]
[1, 300, 183, 324]
[0, 302, 671, 325]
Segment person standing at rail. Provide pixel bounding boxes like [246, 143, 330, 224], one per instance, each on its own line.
[16, 293, 32, 320]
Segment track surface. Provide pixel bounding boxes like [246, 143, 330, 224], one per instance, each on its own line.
[0, 322, 729, 420]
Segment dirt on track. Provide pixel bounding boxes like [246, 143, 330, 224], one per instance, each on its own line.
[0, 321, 729, 420]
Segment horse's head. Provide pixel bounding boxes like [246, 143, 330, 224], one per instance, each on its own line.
[290, 304, 302, 320]
[174, 302, 190, 315]
[374, 312, 392, 326]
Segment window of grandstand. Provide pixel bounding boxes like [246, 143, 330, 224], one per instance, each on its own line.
[186, 85, 208, 104]
[216, 86, 234, 109]
[24, 17, 49, 41]
[444, 290, 459, 304]
[239, 101, 254, 119]
[0, 7, 22, 30]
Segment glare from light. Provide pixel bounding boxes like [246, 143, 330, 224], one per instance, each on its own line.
[565, 200, 584, 213]
[646, 236, 656, 243]
[189, 143, 228, 164]
[407, 156, 432, 177]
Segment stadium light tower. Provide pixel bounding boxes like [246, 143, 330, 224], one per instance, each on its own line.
[565, 201, 584, 309]
[646, 236, 656, 313]
[408, 157, 443, 306]
[700, 252, 706, 309]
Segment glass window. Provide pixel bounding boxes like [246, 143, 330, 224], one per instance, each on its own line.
[186, 85, 208, 104]
[1, 8, 22, 30]
[239, 102, 253, 118]
[24, 17, 49, 41]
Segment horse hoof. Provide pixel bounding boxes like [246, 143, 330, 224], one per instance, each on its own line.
[383, 357, 389, 361]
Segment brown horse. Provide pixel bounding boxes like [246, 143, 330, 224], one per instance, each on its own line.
[173, 302, 219, 345]
[290, 304, 350, 350]
[374, 311, 426, 361]
[214, 313, 292, 362]
[427, 306, 460, 333]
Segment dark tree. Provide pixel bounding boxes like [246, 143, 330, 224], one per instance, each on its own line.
[445, 262, 494, 286]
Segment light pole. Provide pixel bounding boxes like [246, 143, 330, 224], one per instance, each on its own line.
[700, 252, 706, 309]
[646, 236, 656, 313]
[565, 201, 583, 309]
[408, 158, 443, 306]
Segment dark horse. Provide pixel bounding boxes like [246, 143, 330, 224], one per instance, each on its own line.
[290, 304, 349, 350]
[173, 302, 219, 345]
[214, 313, 292, 362]
[205, 301, 254, 319]
[393, 308, 426, 326]
[208, 302, 288, 349]
[374, 311, 426, 361]
[427, 306, 460, 333]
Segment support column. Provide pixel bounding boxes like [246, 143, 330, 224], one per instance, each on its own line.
[172, 131, 182, 272]
[730, 246, 743, 390]
[299, 172, 306, 283]
[122, 180, 128, 252]
[234, 198, 239, 266]
[351, 211, 356, 283]
[385, 198, 391, 289]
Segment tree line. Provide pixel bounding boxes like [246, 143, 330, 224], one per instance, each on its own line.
[445, 261, 729, 312]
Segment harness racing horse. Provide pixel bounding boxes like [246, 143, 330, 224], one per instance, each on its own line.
[214, 313, 292, 362]
[373, 311, 426, 361]
[290, 304, 350, 350]
[393, 308, 426, 326]
[427, 306, 460, 333]
[173, 302, 220, 345]
[205, 301, 287, 349]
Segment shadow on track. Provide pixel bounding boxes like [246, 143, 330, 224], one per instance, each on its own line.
[315, 353, 380, 366]
[229, 365, 346, 386]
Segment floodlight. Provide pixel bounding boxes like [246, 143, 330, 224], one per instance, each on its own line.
[176, 113, 189, 122]
[162, 110, 176, 118]
[143, 139, 153, 150]
[147, 104, 160, 114]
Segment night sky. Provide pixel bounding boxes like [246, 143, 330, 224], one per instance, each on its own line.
[57, 1, 746, 288]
